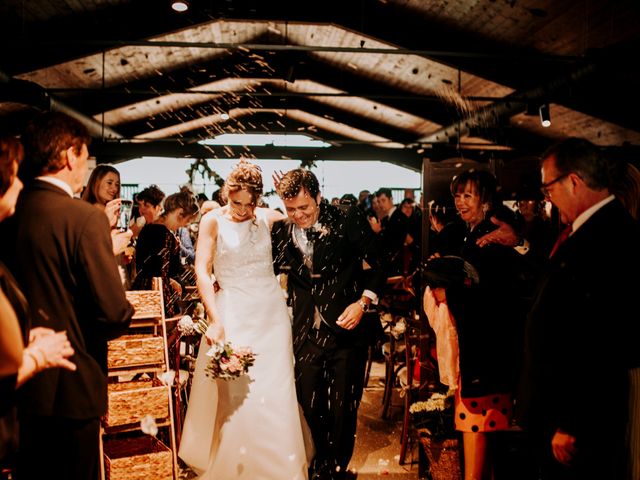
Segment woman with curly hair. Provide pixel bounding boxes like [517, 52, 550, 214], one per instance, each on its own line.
[180, 159, 312, 479]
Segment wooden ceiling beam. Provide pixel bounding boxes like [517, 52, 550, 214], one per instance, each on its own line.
[91, 139, 422, 171]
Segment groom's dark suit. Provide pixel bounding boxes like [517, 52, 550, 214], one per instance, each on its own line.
[272, 201, 385, 478]
[1, 180, 134, 479]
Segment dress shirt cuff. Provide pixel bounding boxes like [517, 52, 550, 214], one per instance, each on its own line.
[362, 290, 378, 305]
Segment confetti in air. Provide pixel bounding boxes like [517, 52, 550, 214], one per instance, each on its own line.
[140, 414, 158, 436]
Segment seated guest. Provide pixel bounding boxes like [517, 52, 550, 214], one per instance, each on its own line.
[132, 187, 199, 316]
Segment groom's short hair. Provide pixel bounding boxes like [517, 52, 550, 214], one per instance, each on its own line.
[277, 168, 320, 199]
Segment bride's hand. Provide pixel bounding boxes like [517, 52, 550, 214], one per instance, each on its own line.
[205, 322, 225, 345]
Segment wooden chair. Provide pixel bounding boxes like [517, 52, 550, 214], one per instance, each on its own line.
[378, 276, 419, 420]
[101, 279, 179, 480]
[380, 312, 408, 420]
[397, 320, 431, 465]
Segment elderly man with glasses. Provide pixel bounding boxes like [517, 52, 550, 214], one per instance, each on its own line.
[494, 138, 639, 479]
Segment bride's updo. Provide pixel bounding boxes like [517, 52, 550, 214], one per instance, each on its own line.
[221, 159, 264, 204]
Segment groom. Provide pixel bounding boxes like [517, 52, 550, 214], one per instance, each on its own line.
[272, 169, 386, 479]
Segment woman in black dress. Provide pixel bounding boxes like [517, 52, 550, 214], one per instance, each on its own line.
[132, 187, 199, 316]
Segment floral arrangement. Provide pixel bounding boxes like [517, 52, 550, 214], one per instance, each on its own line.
[203, 342, 256, 380]
[409, 389, 456, 440]
[177, 314, 206, 336]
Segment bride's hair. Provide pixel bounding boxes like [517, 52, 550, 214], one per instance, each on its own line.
[221, 158, 264, 204]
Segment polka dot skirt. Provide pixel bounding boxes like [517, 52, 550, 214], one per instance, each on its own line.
[454, 389, 513, 433]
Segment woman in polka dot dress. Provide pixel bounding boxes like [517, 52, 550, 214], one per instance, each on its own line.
[434, 169, 528, 480]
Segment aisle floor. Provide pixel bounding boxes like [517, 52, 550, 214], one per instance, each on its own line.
[179, 360, 419, 479]
[347, 360, 419, 479]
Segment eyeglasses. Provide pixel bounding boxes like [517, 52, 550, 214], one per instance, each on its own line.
[540, 172, 570, 199]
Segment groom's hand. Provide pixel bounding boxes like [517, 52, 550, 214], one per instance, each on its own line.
[336, 303, 364, 330]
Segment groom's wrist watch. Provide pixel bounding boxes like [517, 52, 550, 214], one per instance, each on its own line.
[357, 297, 370, 312]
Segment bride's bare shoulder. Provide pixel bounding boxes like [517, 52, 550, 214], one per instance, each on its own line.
[258, 207, 286, 226]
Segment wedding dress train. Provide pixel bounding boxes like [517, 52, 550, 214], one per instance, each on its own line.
[179, 209, 312, 479]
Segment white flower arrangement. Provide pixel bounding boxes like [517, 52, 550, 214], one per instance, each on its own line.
[409, 389, 456, 440]
[176, 314, 209, 336]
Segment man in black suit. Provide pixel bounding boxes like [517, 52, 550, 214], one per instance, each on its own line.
[517, 138, 640, 479]
[1, 112, 134, 480]
[374, 188, 413, 277]
[272, 169, 386, 479]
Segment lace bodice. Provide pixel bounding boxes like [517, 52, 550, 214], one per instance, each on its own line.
[213, 209, 275, 287]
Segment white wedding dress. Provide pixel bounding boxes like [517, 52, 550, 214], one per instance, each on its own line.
[179, 209, 312, 479]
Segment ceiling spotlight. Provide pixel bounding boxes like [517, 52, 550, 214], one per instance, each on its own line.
[539, 103, 551, 128]
[171, 0, 189, 12]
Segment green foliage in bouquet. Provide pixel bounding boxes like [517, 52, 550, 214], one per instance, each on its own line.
[409, 390, 456, 440]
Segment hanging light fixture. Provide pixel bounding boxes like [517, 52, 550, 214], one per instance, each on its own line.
[171, 0, 189, 12]
[539, 103, 551, 128]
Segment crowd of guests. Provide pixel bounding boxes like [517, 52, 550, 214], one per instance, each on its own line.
[423, 139, 640, 480]
[0, 110, 418, 480]
[0, 109, 638, 480]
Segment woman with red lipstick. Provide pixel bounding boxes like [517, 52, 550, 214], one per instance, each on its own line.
[446, 168, 527, 480]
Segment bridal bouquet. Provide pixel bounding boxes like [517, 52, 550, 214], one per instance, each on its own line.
[204, 342, 256, 380]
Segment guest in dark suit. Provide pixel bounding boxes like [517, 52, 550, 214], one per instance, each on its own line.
[374, 187, 412, 277]
[0, 135, 76, 471]
[272, 169, 386, 479]
[1, 112, 134, 480]
[517, 138, 640, 479]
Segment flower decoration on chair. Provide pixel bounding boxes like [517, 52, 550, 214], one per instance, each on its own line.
[409, 389, 456, 440]
[177, 314, 208, 336]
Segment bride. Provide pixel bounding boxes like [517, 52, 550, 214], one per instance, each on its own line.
[179, 160, 312, 479]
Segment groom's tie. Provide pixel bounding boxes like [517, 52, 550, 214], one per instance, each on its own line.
[304, 228, 319, 243]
